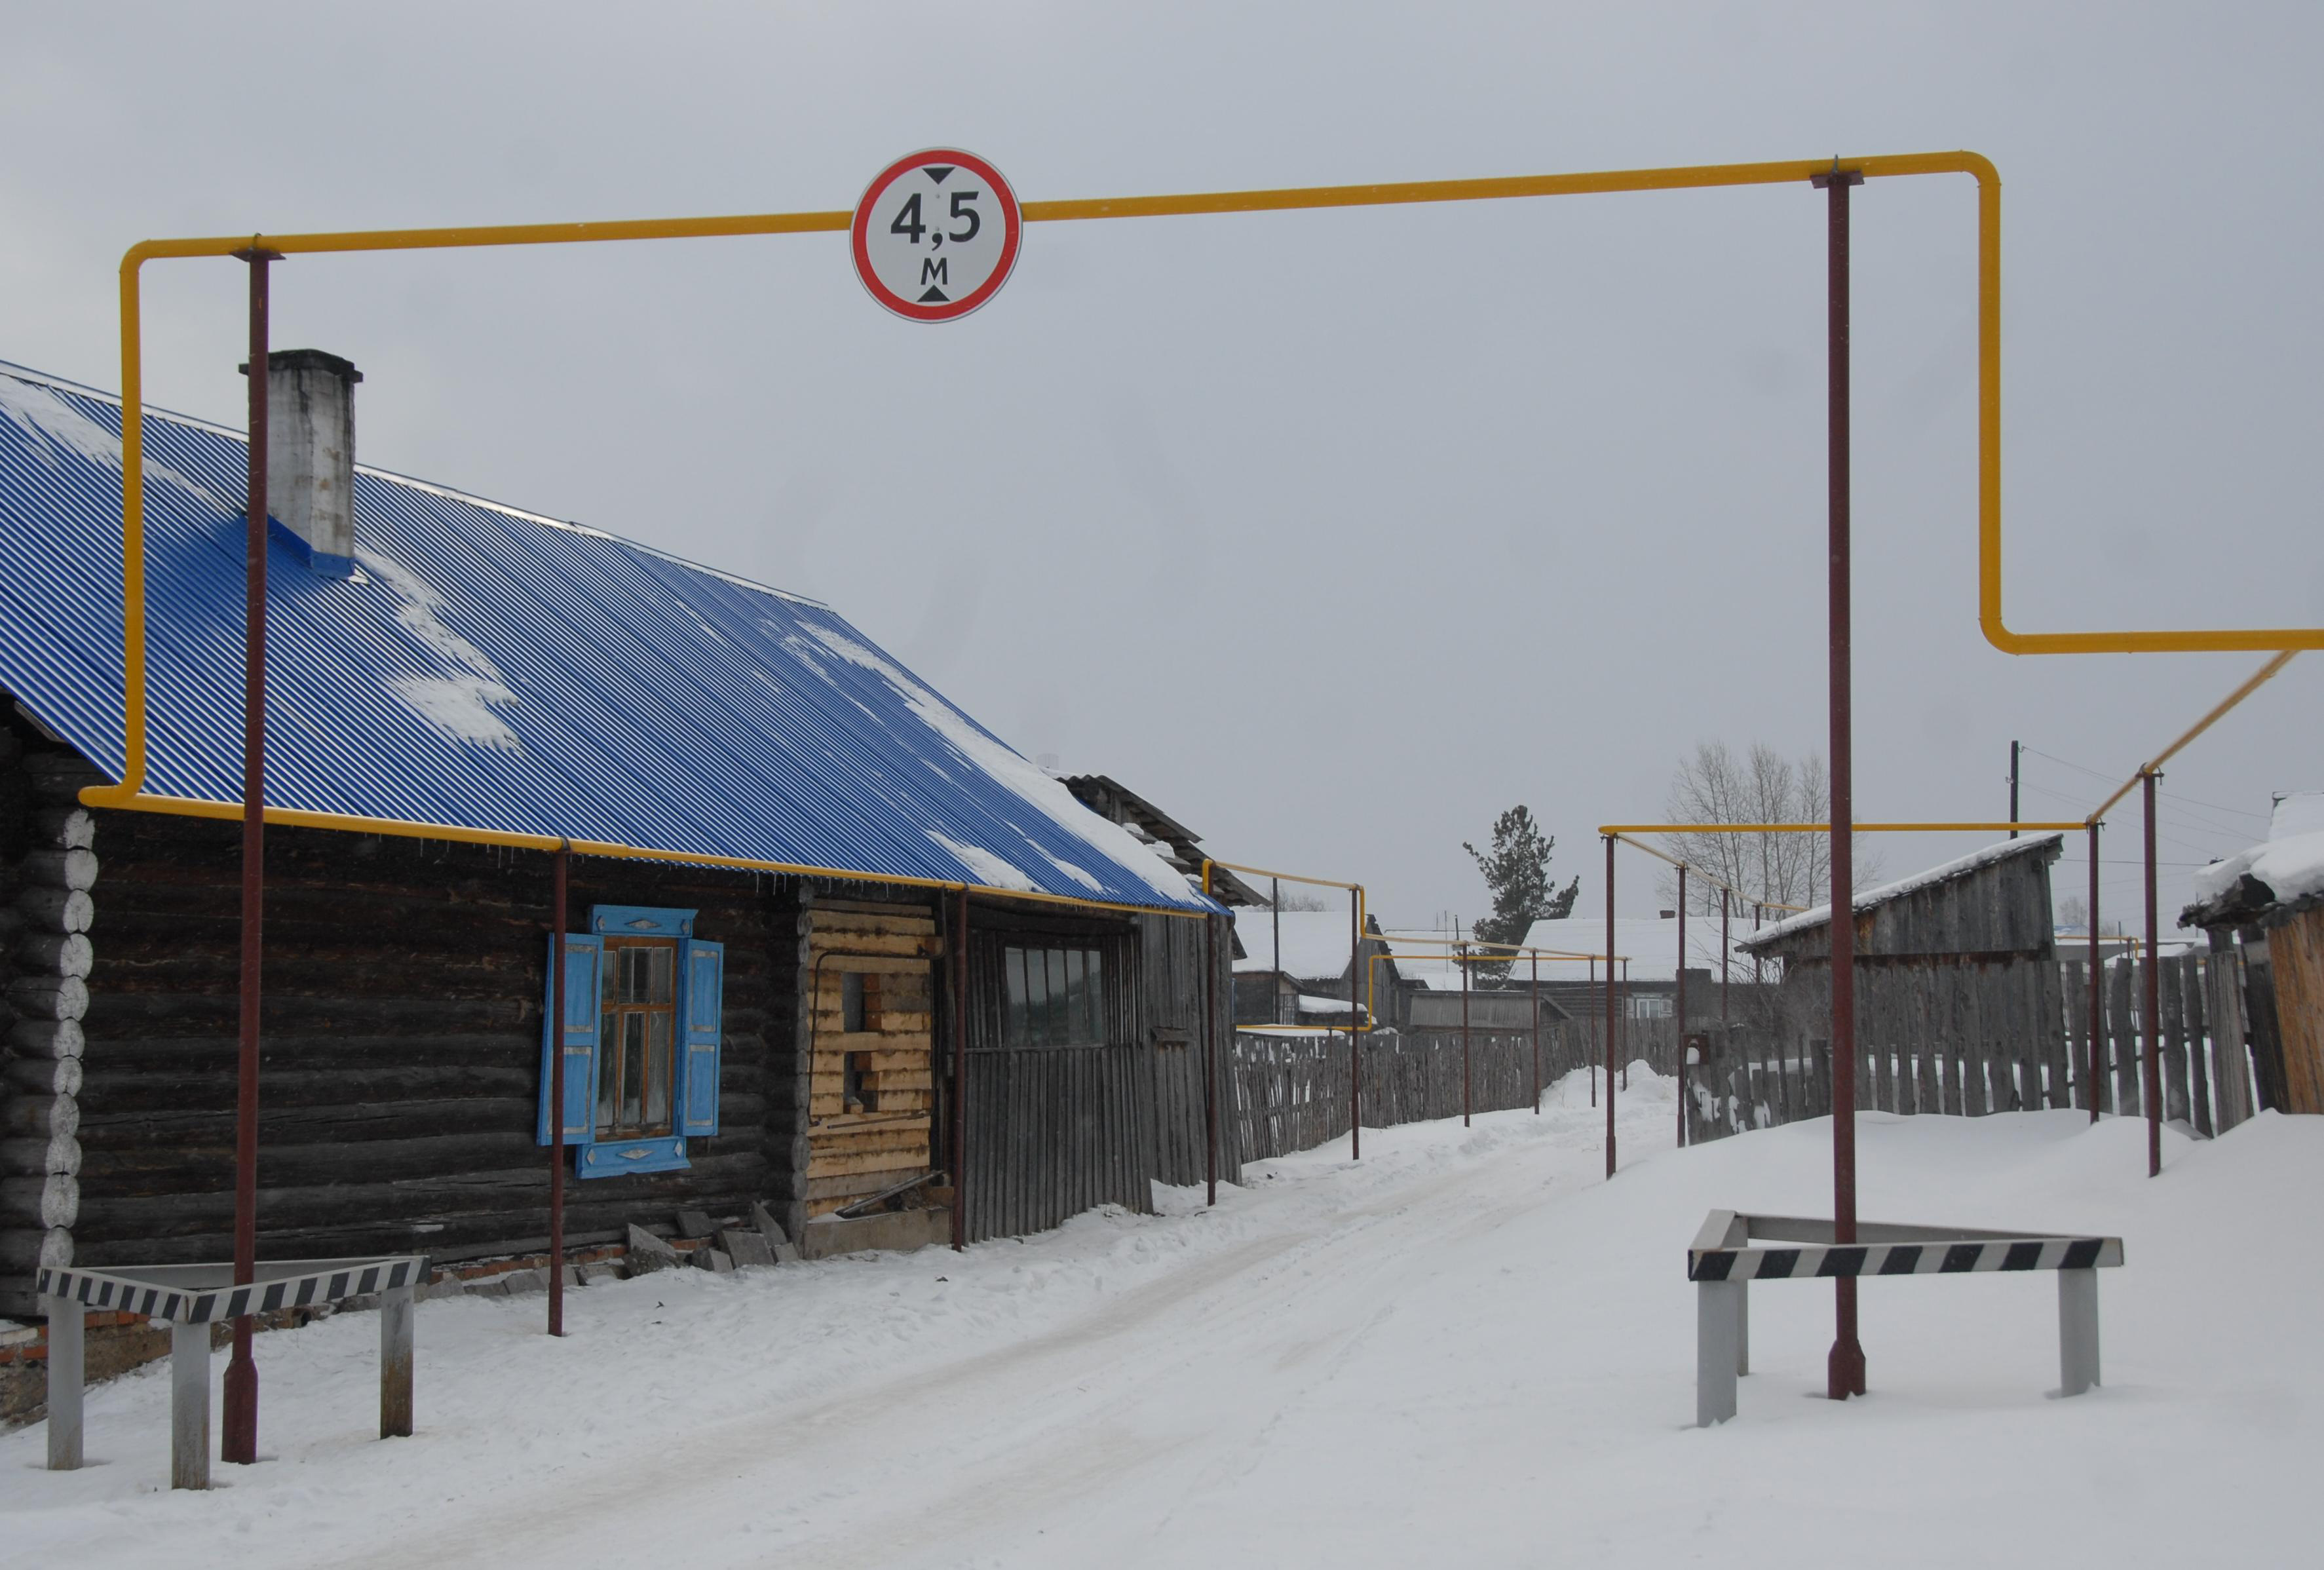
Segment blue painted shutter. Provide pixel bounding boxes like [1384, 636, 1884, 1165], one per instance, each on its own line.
[537, 933, 603, 1145]
[677, 939, 724, 1137]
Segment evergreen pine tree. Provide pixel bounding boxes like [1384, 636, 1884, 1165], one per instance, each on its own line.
[1462, 805, 1580, 983]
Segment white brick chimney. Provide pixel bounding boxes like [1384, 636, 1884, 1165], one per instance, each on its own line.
[242, 349, 362, 577]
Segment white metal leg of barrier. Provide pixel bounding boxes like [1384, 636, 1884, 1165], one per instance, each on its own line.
[2058, 1268, 2101, 1397]
[1735, 1283, 1749, 1377]
[41, 1294, 83, 1470]
[1696, 1280, 1743, 1426]
[170, 1320, 210, 1491]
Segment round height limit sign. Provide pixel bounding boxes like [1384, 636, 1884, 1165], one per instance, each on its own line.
[852, 149, 1022, 321]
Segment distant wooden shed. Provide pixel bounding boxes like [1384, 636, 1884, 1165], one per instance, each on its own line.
[2179, 792, 2324, 1115]
[1736, 836, 2069, 1115]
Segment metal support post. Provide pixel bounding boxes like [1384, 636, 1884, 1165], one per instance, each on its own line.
[42, 1294, 82, 1470]
[1204, 911, 1218, 1206]
[952, 888, 971, 1247]
[548, 845, 567, 1335]
[1721, 889, 1730, 1029]
[1677, 866, 1688, 1148]
[1695, 1280, 1743, 1426]
[380, 1282, 414, 1438]
[1459, 941, 1472, 1127]
[1530, 950, 1541, 1113]
[1815, 157, 1867, 1401]
[1604, 835, 1616, 1176]
[2087, 821, 2103, 1121]
[1350, 886, 1362, 1156]
[225, 245, 276, 1466]
[2010, 740, 2021, 836]
[1274, 877, 1283, 1024]
[1588, 957, 1598, 1108]
[2144, 773, 2162, 1176]
[171, 1319, 210, 1490]
[2057, 1268, 2101, 1396]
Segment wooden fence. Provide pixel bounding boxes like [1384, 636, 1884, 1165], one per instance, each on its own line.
[1225, 1016, 1688, 1165]
[1685, 950, 2262, 1145]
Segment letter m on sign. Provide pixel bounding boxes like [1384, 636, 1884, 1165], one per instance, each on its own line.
[921, 258, 948, 286]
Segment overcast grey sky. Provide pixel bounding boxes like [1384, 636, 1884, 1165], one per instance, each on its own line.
[5, 1, 2318, 931]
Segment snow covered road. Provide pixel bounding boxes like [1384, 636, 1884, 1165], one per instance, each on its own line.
[8, 1071, 2317, 1567]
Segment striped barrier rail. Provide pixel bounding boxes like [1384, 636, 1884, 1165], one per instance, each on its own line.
[1687, 1212, 2124, 1426]
[37, 1255, 427, 1488]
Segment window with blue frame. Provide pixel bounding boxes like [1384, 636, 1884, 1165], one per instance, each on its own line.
[537, 905, 725, 1178]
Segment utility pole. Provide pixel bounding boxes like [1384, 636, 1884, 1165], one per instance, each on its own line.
[2010, 740, 2021, 838]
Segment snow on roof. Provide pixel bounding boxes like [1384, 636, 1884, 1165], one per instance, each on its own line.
[1512, 915, 1749, 983]
[0, 363, 1213, 913]
[1232, 909, 1364, 979]
[2188, 792, 2324, 913]
[1738, 834, 2063, 951]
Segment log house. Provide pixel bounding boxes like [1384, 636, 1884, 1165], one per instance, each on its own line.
[0, 356, 1232, 1318]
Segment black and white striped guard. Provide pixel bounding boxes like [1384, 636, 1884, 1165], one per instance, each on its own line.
[35, 1256, 427, 1324]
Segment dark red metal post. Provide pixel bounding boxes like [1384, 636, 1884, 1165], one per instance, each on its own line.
[953, 889, 970, 1246]
[1676, 867, 1688, 1148]
[2087, 822, 2103, 1122]
[1349, 887, 1362, 1158]
[548, 847, 568, 1335]
[2143, 774, 2162, 1176]
[1816, 159, 1867, 1401]
[1459, 942, 1472, 1127]
[1530, 950, 1540, 1114]
[1588, 957, 1598, 1107]
[1603, 835, 1616, 1176]
[1204, 912, 1217, 1206]
[223, 251, 274, 1466]
[1272, 878, 1282, 1023]
[1720, 890, 1730, 1027]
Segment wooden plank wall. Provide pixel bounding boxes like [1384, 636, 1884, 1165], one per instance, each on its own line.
[1685, 949, 2268, 1145]
[804, 900, 940, 1217]
[1141, 911, 1234, 1187]
[958, 914, 1159, 1242]
[2261, 906, 2324, 1114]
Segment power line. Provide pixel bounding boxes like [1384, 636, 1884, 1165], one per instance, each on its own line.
[2019, 742, 2274, 826]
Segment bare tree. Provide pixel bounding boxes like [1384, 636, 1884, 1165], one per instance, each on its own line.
[1656, 740, 1881, 916]
[1261, 888, 1331, 912]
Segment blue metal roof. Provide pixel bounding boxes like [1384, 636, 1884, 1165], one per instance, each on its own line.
[0, 362, 1216, 915]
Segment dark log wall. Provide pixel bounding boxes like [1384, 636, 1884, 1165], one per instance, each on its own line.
[54, 766, 794, 1278]
[0, 715, 1238, 1305]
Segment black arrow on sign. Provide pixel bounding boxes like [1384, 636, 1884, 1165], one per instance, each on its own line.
[917, 286, 951, 303]
[924, 166, 955, 184]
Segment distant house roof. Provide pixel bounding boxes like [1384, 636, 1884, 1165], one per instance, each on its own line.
[1737, 835, 2063, 953]
[2182, 792, 2324, 928]
[1232, 909, 1371, 979]
[1512, 915, 1749, 983]
[1057, 772, 1263, 906]
[0, 362, 1214, 914]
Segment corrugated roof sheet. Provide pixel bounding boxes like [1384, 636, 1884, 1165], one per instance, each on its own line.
[0, 361, 1215, 914]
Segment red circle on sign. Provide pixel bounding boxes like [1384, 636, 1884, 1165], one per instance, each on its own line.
[852, 149, 1023, 322]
